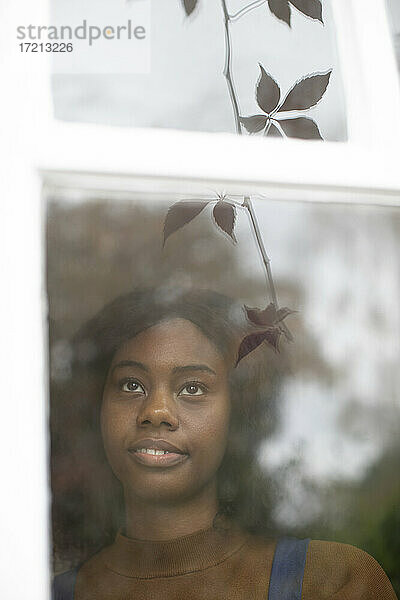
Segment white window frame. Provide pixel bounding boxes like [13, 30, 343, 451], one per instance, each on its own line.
[1, 0, 400, 598]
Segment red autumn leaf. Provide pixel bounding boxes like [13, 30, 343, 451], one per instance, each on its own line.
[263, 328, 282, 352]
[245, 304, 296, 350]
[236, 328, 282, 365]
[276, 307, 297, 322]
[212, 200, 237, 242]
[163, 200, 209, 245]
[245, 303, 295, 327]
[245, 303, 278, 327]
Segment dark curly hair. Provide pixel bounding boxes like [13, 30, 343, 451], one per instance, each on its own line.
[50, 287, 282, 570]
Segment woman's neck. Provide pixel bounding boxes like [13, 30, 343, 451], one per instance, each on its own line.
[123, 480, 219, 541]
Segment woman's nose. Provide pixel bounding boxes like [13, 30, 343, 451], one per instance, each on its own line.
[136, 389, 179, 431]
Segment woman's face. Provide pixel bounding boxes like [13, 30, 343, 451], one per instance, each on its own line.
[101, 318, 231, 505]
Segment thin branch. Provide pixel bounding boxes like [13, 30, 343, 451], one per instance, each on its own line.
[243, 196, 278, 306]
[230, 0, 267, 22]
[221, 0, 242, 135]
[219, 3, 292, 339]
[264, 121, 272, 136]
[243, 196, 293, 340]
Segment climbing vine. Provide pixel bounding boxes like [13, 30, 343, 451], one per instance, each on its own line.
[163, 0, 331, 363]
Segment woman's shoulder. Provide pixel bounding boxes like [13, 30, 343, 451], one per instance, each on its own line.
[303, 539, 397, 599]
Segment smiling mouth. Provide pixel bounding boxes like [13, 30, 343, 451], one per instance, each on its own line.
[128, 440, 189, 468]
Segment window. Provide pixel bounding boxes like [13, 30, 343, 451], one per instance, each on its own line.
[52, 0, 347, 141]
[46, 184, 400, 594]
[3, 0, 400, 598]
[386, 0, 400, 73]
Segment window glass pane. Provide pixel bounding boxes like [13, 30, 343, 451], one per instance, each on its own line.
[386, 0, 400, 73]
[51, 0, 347, 141]
[47, 186, 399, 597]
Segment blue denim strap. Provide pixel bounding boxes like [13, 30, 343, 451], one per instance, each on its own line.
[268, 537, 310, 600]
[52, 567, 78, 600]
[52, 540, 309, 600]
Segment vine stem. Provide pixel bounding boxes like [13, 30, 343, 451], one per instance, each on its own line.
[220, 0, 242, 135]
[243, 196, 278, 306]
[230, 0, 267, 22]
[219, 3, 290, 338]
[243, 196, 293, 340]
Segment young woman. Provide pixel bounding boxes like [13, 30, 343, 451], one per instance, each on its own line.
[52, 288, 397, 599]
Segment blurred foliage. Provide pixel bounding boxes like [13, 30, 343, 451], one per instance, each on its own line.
[289, 438, 400, 595]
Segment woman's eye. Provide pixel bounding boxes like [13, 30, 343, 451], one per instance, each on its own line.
[179, 383, 205, 396]
[121, 379, 145, 394]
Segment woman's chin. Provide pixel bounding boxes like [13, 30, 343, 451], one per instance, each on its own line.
[121, 465, 202, 504]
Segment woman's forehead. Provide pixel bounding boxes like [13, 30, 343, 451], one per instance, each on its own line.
[111, 317, 227, 370]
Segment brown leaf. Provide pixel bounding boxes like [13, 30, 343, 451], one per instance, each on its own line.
[263, 328, 282, 352]
[256, 65, 281, 114]
[245, 304, 296, 347]
[290, 0, 323, 23]
[236, 328, 281, 365]
[182, 0, 199, 16]
[212, 200, 237, 242]
[268, 0, 291, 26]
[266, 121, 283, 137]
[163, 200, 209, 245]
[278, 117, 323, 140]
[245, 303, 277, 327]
[276, 307, 297, 322]
[279, 71, 332, 112]
[240, 114, 268, 134]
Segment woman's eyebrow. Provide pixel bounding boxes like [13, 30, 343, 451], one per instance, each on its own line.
[111, 360, 149, 373]
[172, 364, 217, 376]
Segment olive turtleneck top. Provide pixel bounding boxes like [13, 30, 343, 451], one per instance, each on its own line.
[73, 521, 397, 599]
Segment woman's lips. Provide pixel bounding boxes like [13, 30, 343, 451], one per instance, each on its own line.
[127, 438, 189, 468]
[129, 449, 189, 467]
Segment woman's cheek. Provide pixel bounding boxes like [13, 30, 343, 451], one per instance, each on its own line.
[101, 402, 130, 475]
[194, 396, 230, 466]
